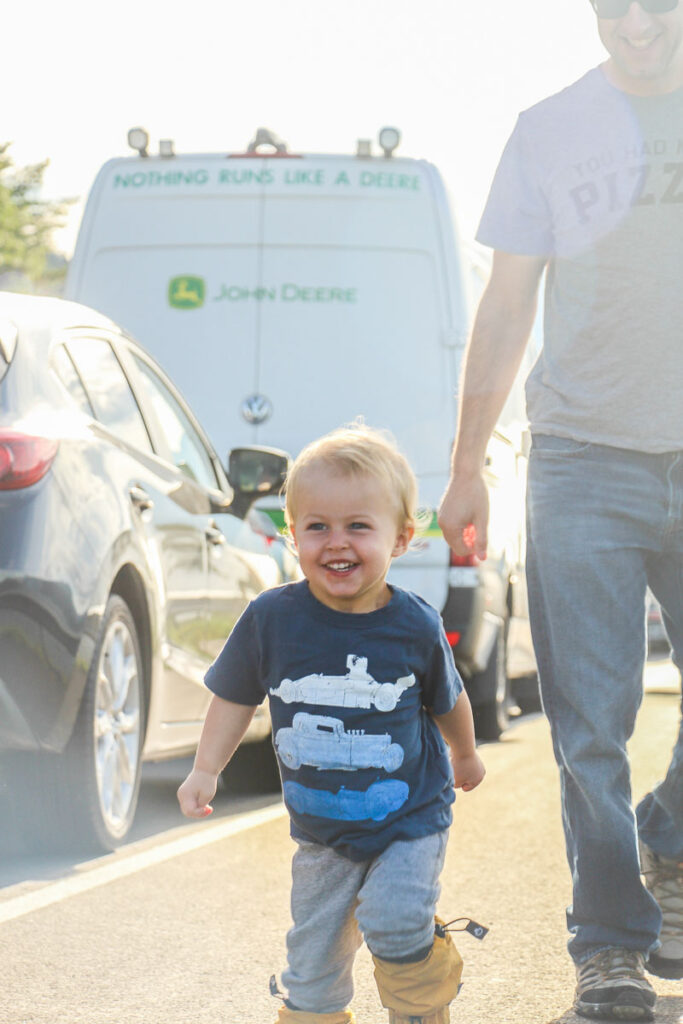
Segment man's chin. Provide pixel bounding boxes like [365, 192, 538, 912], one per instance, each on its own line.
[609, 49, 680, 90]
[617, 49, 664, 76]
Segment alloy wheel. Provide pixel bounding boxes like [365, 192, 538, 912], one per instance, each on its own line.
[93, 617, 142, 838]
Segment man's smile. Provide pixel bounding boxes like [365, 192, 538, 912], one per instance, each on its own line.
[623, 34, 659, 46]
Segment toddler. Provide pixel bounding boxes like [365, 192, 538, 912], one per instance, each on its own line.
[178, 423, 485, 1024]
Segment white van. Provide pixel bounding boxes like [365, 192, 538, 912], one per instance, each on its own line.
[67, 127, 537, 737]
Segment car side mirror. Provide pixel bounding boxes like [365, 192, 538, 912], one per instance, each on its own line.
[226, 445, 291, 519]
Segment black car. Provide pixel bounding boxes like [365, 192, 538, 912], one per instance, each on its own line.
[0, 292, 291, 850]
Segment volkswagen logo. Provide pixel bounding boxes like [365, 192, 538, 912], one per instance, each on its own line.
[241, 393, 273, 425]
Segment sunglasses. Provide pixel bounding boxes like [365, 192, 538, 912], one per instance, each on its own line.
[589, 0, 678, 16]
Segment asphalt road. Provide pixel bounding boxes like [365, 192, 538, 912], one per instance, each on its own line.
[0, 659, 680, 1024]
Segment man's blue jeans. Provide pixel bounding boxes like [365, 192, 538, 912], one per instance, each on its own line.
[526, 434, 683, 962]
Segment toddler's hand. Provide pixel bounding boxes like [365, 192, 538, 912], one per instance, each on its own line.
[177, 769, 219, 818]
[451, 751, 486, 792]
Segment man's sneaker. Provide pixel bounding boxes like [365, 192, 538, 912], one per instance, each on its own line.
[640, 842, 683, 979]
[574, 948, 656, 1021]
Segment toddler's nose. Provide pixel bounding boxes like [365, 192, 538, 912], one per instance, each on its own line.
[326, 527, 348, 549]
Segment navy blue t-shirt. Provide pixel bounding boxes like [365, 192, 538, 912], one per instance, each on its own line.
[205, 581, 462, 861]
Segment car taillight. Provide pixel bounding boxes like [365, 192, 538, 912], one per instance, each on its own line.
[0, 432, 59, 490]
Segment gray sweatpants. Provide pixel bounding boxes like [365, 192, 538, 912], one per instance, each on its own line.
[281, 831, 449, 1013]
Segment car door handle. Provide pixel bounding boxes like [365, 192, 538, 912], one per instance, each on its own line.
[129, 485, 154, 514]
[205, 522, 226, 546]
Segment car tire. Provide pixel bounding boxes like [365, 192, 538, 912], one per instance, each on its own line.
[367, 779, 410, 821]
[471, 621, 510, 742]
[276, 740, 301, 771]
[374, 683, 397, 712]
[64, 594, 145, 850]
[382, 743, 404, 772]
[512, 674, 542, 714]
[278, 679, 296, 703]
[8, 595, 146, 853]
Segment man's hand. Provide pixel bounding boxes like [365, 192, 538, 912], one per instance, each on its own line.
[437, 471, 489, 561]
[177, 769, 219, 819]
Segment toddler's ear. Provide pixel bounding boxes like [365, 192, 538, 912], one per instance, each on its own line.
[393, 523, 415, 557]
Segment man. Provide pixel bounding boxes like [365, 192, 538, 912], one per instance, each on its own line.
[438, 1, 683, 1020]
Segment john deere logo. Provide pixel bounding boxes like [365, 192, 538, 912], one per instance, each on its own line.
[168, 276, 205, 309]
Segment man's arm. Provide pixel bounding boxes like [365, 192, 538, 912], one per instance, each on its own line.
[438, 250, 546, 559]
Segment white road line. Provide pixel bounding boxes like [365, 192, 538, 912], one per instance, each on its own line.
[0, 802, 287, 926]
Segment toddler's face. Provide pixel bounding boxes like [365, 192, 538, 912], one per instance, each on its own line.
[290, 466, 413, 614]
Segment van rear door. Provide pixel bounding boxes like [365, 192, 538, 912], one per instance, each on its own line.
[67, 155, 466, 482]
[253, 159, 462, 482]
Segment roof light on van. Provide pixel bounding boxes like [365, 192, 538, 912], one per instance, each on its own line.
[247, 127, 288, 155]
[378, 127, 401, 158]
[159, 139, 175, 158]
[356, 139, 372, 158]
[127, 127, 149, 157]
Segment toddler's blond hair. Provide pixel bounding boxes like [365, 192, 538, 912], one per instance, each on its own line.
[284, 422, 418, 532]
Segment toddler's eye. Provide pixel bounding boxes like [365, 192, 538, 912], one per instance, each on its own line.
[306, 522, 327, 531]
[350, 522, 370, 530]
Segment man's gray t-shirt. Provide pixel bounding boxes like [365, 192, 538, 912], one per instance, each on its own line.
[477, 67, 683, 453]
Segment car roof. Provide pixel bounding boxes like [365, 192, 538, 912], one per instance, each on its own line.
[0, 291, 121, 344]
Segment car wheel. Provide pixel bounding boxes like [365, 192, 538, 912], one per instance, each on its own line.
[374, 683, 397, 712]
[512, 674, 542, 714]
[276, 741, 302, 771]
[63, 594, 145, 849]
[367, 779, 410, 821]
[10, 595, 146, 853]
[278, 679, 296, 703]
[471, 621, 510, 741]
[382, 743, 404, 773]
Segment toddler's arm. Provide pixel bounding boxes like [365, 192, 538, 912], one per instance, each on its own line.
[177, 695, 257, 818]
[431, 690, 486, 792]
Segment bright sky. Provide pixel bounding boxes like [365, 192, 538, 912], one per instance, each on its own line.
[8, 0, 606, 255]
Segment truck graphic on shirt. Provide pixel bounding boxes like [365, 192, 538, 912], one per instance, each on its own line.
[275, 712, 404, 772]
[270, 654, 416, 712]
